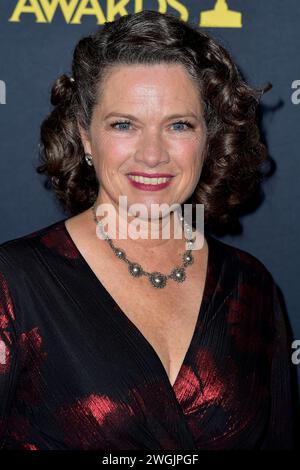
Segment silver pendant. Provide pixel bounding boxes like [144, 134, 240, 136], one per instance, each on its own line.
[170, 267, 186, 283]
[128, 263, 143, 278]
[183, 251, 194, 266]
[149, 272, 167, 288]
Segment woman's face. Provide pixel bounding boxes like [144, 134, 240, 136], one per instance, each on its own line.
[80, 63, 207, 220]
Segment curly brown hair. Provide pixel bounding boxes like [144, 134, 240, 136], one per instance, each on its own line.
[36, 9, 272, 235]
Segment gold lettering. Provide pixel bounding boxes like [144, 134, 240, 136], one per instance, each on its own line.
[167, 0, 188, 22]
[200, 0, 242, 28]
[71, 0, 106, 24]
[107, 0, 130, 22]
[134, 0, 167, 14]
[8, 0, 243, 28]
[40, 0, 80, 23]
[9, 0, 47, 23]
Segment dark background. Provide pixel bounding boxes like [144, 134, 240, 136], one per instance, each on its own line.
[0, 1, 299, 423]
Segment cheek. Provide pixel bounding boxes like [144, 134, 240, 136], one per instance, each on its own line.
[94, 137, 129, 170]
[93, 130, 129, 155]
[172, 135, 204, 155]
[176, 143, 204, 172]
[100, 132, 134, 154]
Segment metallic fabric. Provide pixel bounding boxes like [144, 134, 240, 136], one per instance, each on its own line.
[0, 219, 295, 449]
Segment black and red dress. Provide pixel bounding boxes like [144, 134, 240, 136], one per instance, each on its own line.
[0, 219, 295, 449]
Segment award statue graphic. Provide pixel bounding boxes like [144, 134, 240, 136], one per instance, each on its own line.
[200, 0, 242, 28]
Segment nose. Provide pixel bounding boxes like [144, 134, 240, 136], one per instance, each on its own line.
[134, 127, 170, 167]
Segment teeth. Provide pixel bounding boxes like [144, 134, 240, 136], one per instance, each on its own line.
[128, 175, 171, 185]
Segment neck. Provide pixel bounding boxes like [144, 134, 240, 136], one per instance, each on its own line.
[92, 197, 188, 254]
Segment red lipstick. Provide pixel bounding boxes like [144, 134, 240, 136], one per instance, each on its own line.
[126, 173, 174, 191]
[126, 172, 174, 178]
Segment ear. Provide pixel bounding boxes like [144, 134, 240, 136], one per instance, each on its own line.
[78, 124, 92, 155]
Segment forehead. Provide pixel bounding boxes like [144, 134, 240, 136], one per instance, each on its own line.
[97, 63, 201, 110]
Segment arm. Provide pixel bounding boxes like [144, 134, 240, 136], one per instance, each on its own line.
[0, 268, 19, 448]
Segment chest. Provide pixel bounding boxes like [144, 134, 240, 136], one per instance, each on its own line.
[86, 252, 207, 387]
[64, 216, 208, 387]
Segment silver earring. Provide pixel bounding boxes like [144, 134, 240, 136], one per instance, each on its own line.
[85, 153, 93, 166]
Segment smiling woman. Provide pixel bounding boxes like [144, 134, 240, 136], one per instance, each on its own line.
[0, 10, 296, 450]
[74, 62, 207, 226]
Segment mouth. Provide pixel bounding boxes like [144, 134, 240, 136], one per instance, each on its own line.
[126, 173, 174, 191]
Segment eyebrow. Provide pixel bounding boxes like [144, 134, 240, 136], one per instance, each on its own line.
[103, 112, 200, 121]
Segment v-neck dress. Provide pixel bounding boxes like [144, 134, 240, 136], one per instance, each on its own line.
[0, 218, 295, 449]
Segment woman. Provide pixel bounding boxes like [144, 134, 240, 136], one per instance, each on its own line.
[0, 10, 295, 450]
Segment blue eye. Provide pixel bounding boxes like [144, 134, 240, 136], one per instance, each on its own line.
[111, 120, 131, 131]
[172, 120, 193, 131]
[110, 120, 194, 132]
